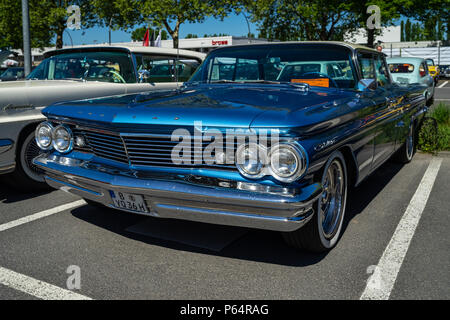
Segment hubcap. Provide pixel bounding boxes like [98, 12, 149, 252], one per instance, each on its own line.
[22, 136, 44, 182]
[320, 160, 345, 239]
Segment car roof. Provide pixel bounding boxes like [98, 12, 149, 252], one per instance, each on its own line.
[211, 41, 380, 53]
[386, 57, 425, 65]
[44, 46, 206, 61]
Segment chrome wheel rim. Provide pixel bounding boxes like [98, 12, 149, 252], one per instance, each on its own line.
[320, 160, 345, 239]
[22, 135, 44, 182]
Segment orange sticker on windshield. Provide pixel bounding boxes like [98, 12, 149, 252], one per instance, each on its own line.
[291, 78, 330, 87]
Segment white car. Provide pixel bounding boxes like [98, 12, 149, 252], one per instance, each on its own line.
[0, 46, 205, 191]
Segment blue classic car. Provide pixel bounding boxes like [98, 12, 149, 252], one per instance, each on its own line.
[33, 42, 427, 252]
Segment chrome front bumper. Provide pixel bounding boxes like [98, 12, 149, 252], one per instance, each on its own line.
[33, 154, 322, 232]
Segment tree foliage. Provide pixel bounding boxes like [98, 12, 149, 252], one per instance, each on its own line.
[114, 0, 239, 48]
[0, 0, 96, 50]
[244, 0, 358, 41]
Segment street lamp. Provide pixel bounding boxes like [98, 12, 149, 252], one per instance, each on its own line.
[240, 11, 252, 43]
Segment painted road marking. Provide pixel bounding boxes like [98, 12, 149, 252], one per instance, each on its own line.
[0, 266, 91, 300]
[437, 81, 448, 88]
[360, 157, 442, 300]
[0, 200, 86, 232]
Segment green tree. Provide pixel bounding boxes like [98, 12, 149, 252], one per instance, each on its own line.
[400, 20, 404, 42]
[244, 0, 358, 41]
[0, 0, 97, 50]
[185, 33, 198, 39]
[404, 19, 411, 41]
[114, 0, 239, 48]
[0, 0, 49, 50]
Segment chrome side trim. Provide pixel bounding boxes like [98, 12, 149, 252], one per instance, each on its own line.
[0, 139, 14, 155]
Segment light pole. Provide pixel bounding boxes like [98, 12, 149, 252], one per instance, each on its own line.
[64, 30, 74, 48]
[21, 0, 32, 76]
[241, 11, 252, 43]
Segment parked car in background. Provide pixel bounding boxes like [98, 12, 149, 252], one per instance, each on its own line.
[387, 57, 435, 106]
[440, 65, 450, 79]
[0, 67, 25, 81]
[425, 58, 439, 84]
[34, 42, 427, 252]
[0, 46, 205, 191]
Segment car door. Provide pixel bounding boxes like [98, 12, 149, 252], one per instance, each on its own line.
[362, 53, 400, 171]
[420, 62, 434, 98]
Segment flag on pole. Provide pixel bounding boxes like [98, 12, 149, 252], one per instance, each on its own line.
[150, 29, 155, 46]
[143, 29, 150, 46]
[155, 29, 162, 47]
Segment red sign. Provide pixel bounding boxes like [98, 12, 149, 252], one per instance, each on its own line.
[212, 40, 228, 46]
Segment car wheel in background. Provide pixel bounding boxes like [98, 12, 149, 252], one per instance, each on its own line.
[394, 122, 416, 164]
[6, 130, 51, 192]
[282, 151, 348, 252]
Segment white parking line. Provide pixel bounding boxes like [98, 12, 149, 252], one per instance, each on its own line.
[0, 200, 86, 232]
[360, 157, 442, 300]
[0, 266, 92, 300]
[437, 81, 448, 88]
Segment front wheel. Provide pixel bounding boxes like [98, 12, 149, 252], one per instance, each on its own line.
[282, 151, 348, 252]
[6, 130, 50, 192]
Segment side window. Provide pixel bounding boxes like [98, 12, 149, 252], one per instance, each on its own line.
[136, 54, 175, 83]
[419, 63, 427, 77]
[375, 55, 390, 87]
[175, 59, 200, 82]
[358, 53, 375, 80]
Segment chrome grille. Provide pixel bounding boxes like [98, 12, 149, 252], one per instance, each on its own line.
[83, 130, 128, 164]
[74, 128, 239, 169]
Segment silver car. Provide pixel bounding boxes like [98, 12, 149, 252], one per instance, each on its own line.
[0, 46, 205, 191]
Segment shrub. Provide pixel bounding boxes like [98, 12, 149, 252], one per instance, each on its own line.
[418, 103, 450, 153]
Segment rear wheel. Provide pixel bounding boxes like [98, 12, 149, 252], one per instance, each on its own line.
[394, 123, 415, 163]
[6, 130, 50, 192]
[282, 151, 348, 252]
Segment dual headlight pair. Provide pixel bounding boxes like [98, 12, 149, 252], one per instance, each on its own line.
[35, 122, 73, 153]
[236, 143, 308, 183]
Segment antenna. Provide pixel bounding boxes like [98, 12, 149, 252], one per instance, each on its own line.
[176, 37, 180, 91]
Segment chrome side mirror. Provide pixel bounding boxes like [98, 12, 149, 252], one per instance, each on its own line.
[138, 69, 150, 83]
[357, 79, 377, 91]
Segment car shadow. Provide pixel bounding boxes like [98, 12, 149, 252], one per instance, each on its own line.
[70, 159, 404, 267]
[0, 178, 52, 203]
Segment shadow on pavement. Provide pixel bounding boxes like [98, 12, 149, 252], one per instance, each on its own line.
[0, 177, 51, 203]
[70, 159, 404, 267]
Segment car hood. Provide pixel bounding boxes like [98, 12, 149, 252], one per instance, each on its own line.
[43, 83, 362, 132]
[0, 80, 130, 111]
[0, 79, 115, 89]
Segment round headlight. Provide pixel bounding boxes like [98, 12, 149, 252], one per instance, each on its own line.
[236, 143, 268, 179]
[52, 125, 73, 153]
[35, 122, 54, 150]
[269, 144, 307, 182]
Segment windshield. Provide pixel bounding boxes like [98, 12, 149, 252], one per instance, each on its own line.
[189, 44, 357, 89]
[426, 59, 435, 66]
[27, 51, 136, 83]
[389, 63, 415, 73]
[1, 68, 24, 78]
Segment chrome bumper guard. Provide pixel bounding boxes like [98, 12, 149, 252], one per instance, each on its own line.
[33, 154, 322, 232]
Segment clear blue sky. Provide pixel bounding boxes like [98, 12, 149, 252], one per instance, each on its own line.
[62, 13, 259, 46]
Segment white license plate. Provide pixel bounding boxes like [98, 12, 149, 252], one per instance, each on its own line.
[109, 191, 149, 213]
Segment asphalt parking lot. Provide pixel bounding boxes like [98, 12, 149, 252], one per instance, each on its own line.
[0, 151, 448, 300]
[435, 78, 450, 103]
